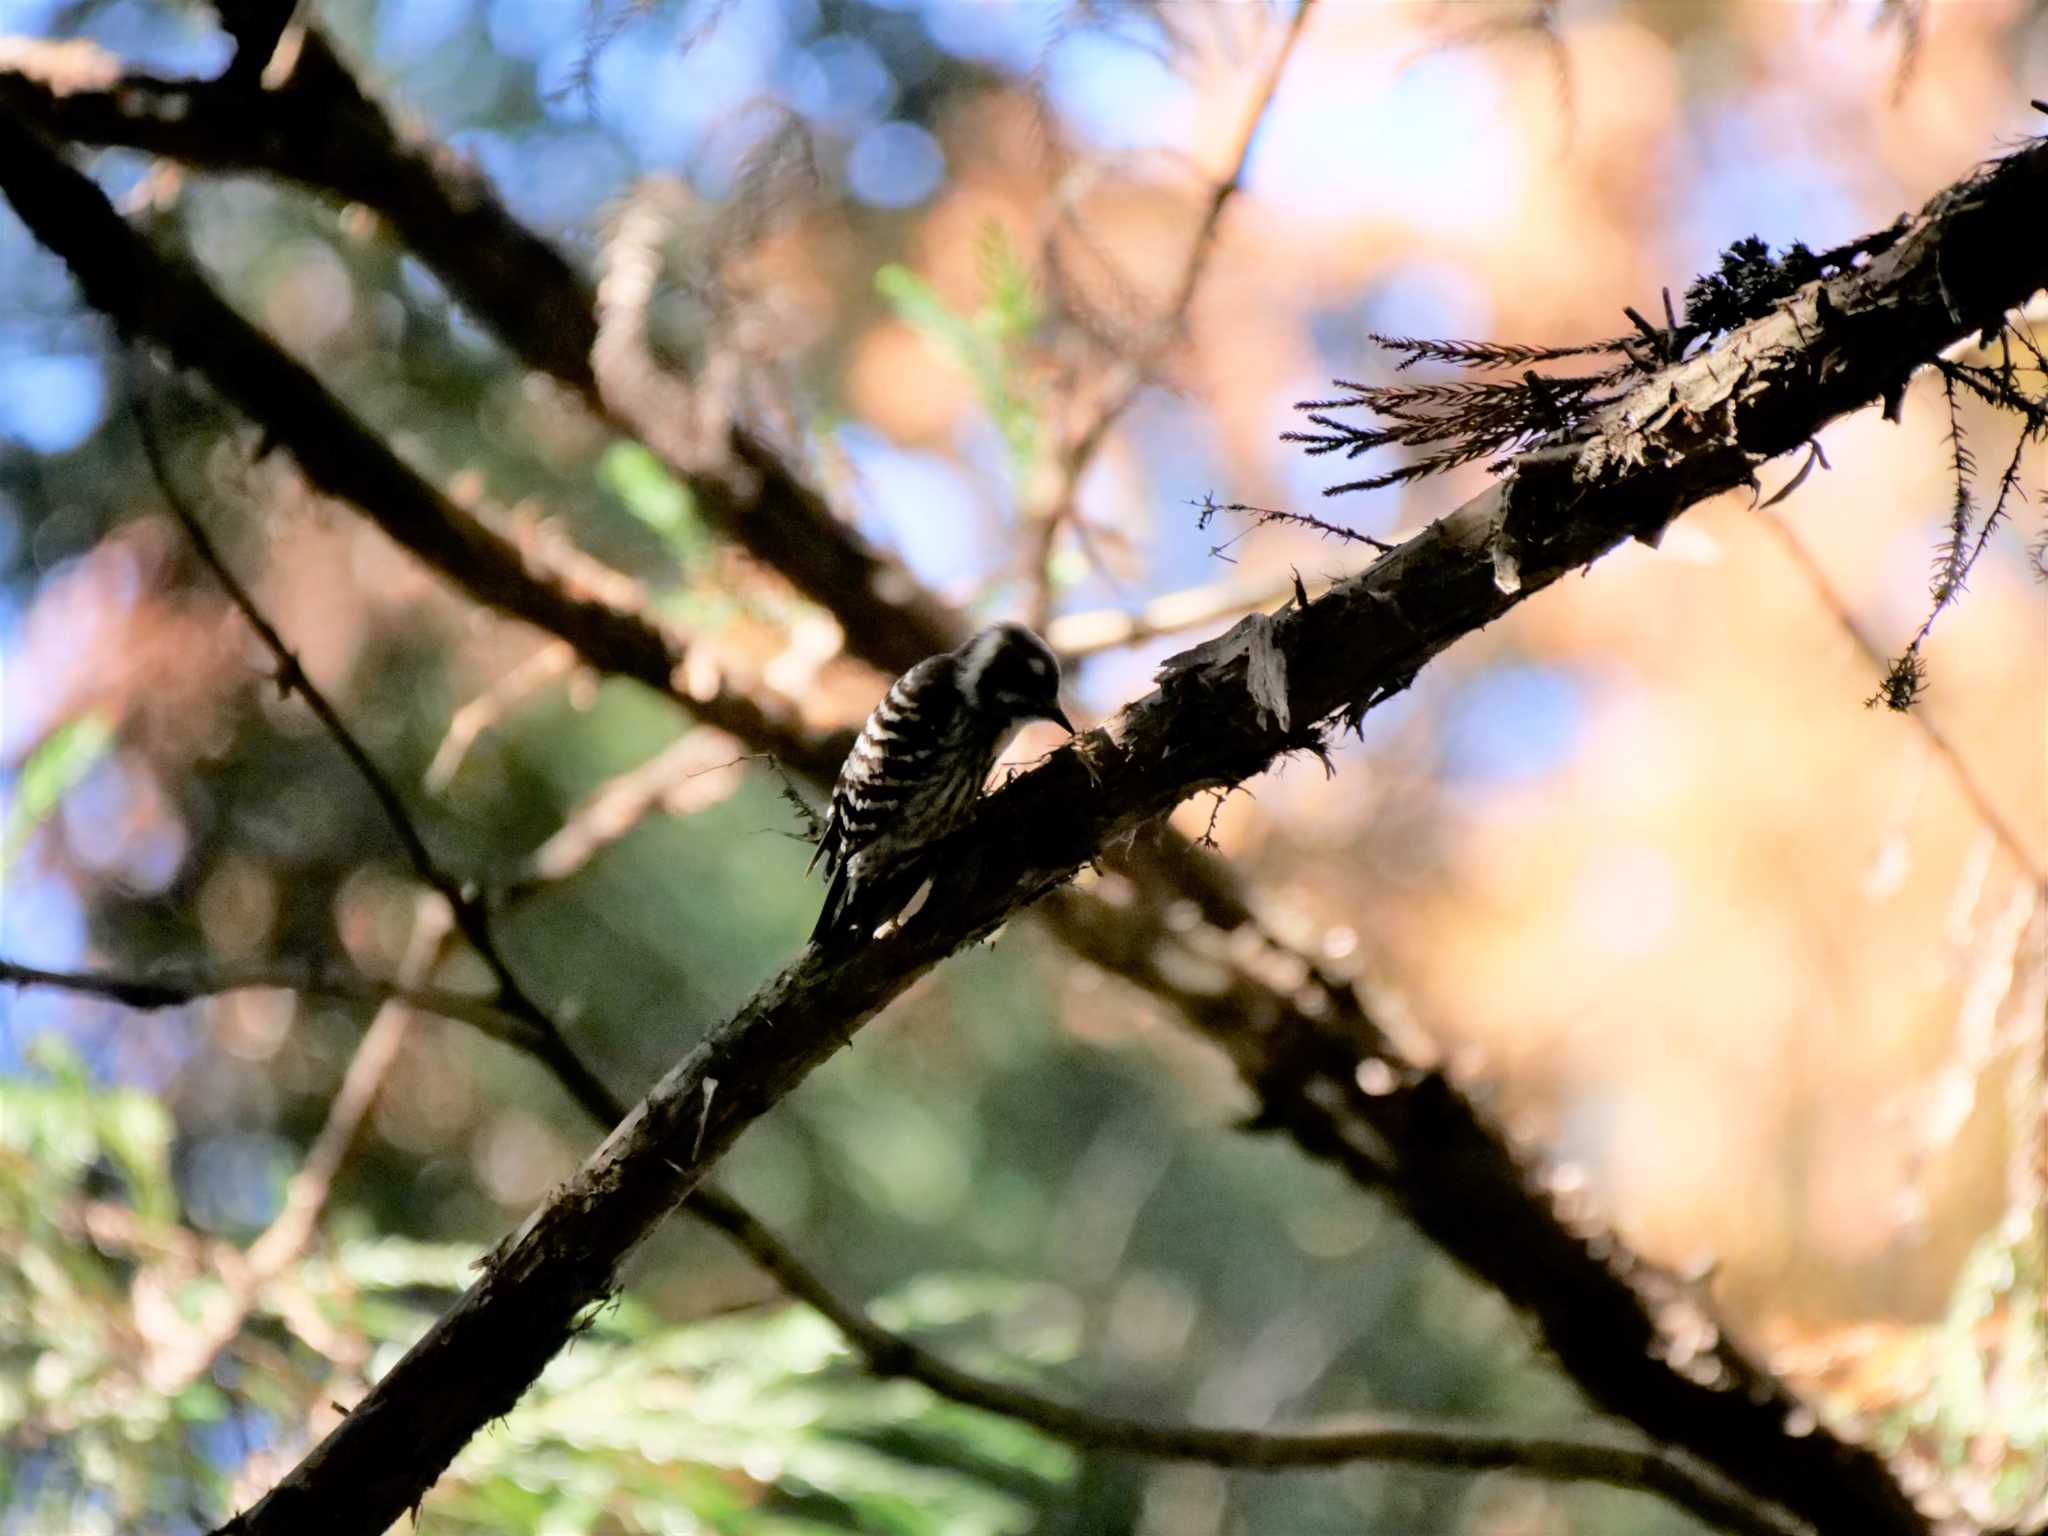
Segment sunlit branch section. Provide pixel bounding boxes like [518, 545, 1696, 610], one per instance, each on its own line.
[196, 131, 2048, 1535]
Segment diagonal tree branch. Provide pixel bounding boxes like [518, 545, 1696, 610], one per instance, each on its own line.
[0, 29, 957, 675]
[0, 954, 1807, 1536]
[0, 3, 1408, 1117]
[117, 375, 1799, 1534]
[196, 130, 2048, 1534]
[0, 13, 1437, 1217]
[0, 108, 832, 782]
[14, 64, 2044, 1536]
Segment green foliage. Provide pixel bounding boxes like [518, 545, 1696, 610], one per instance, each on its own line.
[0, 1039, 240, 1532]
[373, 1260, 1074, 1535]
[602, 441, 710, 571]
[875, 226, 1045, 483]
[975, 226, 1043, 352]
[0, 1043, 1079, 1535]
[2, 712, 113, 875]
[1884, 1215, 2048, 1522]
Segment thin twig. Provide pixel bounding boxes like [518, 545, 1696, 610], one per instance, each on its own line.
[1753, 506, 2046, 895]
[499, 731, 750, 907]
[0, 958, 525, 1044]
[142, 898, 450, 1395]
[426, 640, 576, 792]
[1194, 496, 1398, 560]
[1023, 0, 1317, 628]
[0, 953, 1801, 1536]
[135, 381, 558, 1035]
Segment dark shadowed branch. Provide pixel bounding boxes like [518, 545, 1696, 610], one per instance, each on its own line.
[16, 78, 2048, 1536]
[688, 1189, 1806, 1536]
[0, 29, 959, 676]
[0, 954, 1806, 1536]
[0, 109, 833, 781]
[187, 130, 2048, 1534]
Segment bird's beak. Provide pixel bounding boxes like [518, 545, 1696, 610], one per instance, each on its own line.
[1042, 703, 1075, 734]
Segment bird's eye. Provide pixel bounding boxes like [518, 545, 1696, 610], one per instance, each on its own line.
[1027, 657, 1049, 676]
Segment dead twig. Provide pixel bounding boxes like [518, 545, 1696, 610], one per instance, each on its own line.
[140, 898, 450, 1395]
[1022, 0, 1318, 629]
[1752, 505, 2046, 895]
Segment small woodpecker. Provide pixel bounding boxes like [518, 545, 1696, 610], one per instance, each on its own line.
[809, 623, 1072, 944]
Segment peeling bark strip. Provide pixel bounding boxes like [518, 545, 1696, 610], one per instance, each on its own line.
[148, 134, 2048, 1534]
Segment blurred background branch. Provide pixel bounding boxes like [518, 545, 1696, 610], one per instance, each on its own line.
[1752, 505, 2045, 895]
[1, 3, 2042, 1534]
[0, 956, 1807, 1536]
[1018, 0, 1317, 633]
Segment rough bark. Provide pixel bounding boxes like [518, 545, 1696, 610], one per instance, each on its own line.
[9, 35, 2043, 1532]
[192, 131, 2047, 1533]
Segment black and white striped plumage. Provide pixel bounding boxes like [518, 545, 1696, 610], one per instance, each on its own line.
[809, 623, 1072, 944]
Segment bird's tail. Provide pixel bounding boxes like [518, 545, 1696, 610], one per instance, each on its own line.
[811, 860, 855, 945]
[811, 858, 928, 947]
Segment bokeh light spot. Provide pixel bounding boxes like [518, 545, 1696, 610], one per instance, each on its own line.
[0, 354, 105, 454]
[845, 120, 946, 208]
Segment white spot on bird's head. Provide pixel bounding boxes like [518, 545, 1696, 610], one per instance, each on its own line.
[956, 625, 1010, 704]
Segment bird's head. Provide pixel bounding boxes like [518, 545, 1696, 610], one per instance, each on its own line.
[955, 622, 1073, 734]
